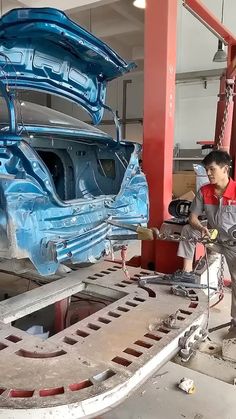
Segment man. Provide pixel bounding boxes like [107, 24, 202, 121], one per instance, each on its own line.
[177, 150, 236, 336]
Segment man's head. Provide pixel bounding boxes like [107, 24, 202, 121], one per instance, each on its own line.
[202, 150, 231, 186]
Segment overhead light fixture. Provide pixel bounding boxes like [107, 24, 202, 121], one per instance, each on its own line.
[212, 0, 227, 63]
[133, 0, 146, 9]
[213, 39, 227, 62]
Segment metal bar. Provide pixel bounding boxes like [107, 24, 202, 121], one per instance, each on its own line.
[0, 275, 85, 324]
[141, 0, 179, 273]
[227, 58, 236, 80]
[230, 71, 236, 179]
[122, 79, 132, 138]
[98, 118, 143, 126]
[208, 321, 231, 333]
[183, 0, 236, 45]
[227, 45, 236, 80]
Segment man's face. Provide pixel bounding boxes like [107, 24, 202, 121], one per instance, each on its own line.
[205, 162, 229, 185]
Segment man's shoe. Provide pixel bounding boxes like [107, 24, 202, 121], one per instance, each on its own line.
[224, 320, 236, 340]
[165, 270, 199, 284]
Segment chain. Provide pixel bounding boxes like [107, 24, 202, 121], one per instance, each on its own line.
[218, 254, 225, 298]
[216, 82, 234, 149]
[156, 232, 207, 244]
[153, 231, 236, 247]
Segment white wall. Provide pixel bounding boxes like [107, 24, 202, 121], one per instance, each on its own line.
[48, 70, 220, 148]
[175, 80, 219, 149]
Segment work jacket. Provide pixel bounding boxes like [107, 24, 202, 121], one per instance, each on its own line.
[190, 178, 236, 242]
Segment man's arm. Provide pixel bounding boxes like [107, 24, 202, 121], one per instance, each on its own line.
[189, 212, 210, 237]
[189, 189, 210, 238]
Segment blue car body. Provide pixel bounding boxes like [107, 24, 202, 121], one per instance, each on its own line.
[0, 8, 148, 276]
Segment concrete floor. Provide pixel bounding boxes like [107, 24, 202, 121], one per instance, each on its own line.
[100, 291, 236, 419]
[103, 361, 236, 419]
[99, 243, 236, 419]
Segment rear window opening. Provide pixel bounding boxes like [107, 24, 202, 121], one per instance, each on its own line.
[33, 140, 134, 201]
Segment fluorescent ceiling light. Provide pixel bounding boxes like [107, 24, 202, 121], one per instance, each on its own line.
[133, 0, 145, 9]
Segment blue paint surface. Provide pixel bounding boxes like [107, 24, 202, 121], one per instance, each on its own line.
[0, 8, 148, 276]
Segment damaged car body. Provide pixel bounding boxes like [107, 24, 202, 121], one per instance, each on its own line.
[0, 7, 148, 276]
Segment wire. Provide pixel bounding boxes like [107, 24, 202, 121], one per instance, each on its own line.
[221, 0, 225, 23]
[204, 245, 210, 330]
[210, 253, 225, 309]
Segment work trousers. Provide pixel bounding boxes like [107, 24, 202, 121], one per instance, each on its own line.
[177, 224, 236, 319]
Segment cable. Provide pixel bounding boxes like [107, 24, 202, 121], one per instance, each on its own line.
[203, 245, 225, 334]
[210, 253, 225, 309]
[204, 245, 210, 329]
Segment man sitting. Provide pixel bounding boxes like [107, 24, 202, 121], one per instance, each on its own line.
[177, 150, 236, 336]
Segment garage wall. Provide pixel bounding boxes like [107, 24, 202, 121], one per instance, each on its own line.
[175, 80, 219, 149]
[48, 71, 219, 148]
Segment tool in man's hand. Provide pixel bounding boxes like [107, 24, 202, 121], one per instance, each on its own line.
[108, 220, 218, 244]
[107, 220, 155, 240]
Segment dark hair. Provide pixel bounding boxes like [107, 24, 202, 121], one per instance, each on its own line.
[202, 150, 231, 167]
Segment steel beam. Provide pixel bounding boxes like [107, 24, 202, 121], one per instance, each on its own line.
[183, 0, 236, 45]
[141, 0, 179, 272]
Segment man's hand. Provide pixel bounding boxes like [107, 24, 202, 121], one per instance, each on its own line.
[200, 226, 211, 238]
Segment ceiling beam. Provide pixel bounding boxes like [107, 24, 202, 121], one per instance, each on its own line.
[110, 2, 144, 31]
[15, 0, 120, 12]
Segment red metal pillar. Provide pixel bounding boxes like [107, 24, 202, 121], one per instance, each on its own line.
[141, 0, 179, 272]
[230, 81, 236, 179]
[229, 45, 236, 178]
[54, 298, 69, 333]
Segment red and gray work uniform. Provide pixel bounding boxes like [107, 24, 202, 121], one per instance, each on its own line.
[177, 178, 236, 319]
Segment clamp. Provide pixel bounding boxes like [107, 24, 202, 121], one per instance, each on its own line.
[171, 285, 194, 299]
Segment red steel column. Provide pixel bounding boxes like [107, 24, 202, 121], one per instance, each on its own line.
[229, 45, 236, 178]
[230, 78, 236, 179]
[141, 0, 179, 272]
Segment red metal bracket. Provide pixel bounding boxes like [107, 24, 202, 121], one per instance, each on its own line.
[183, 0, 236, 45]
